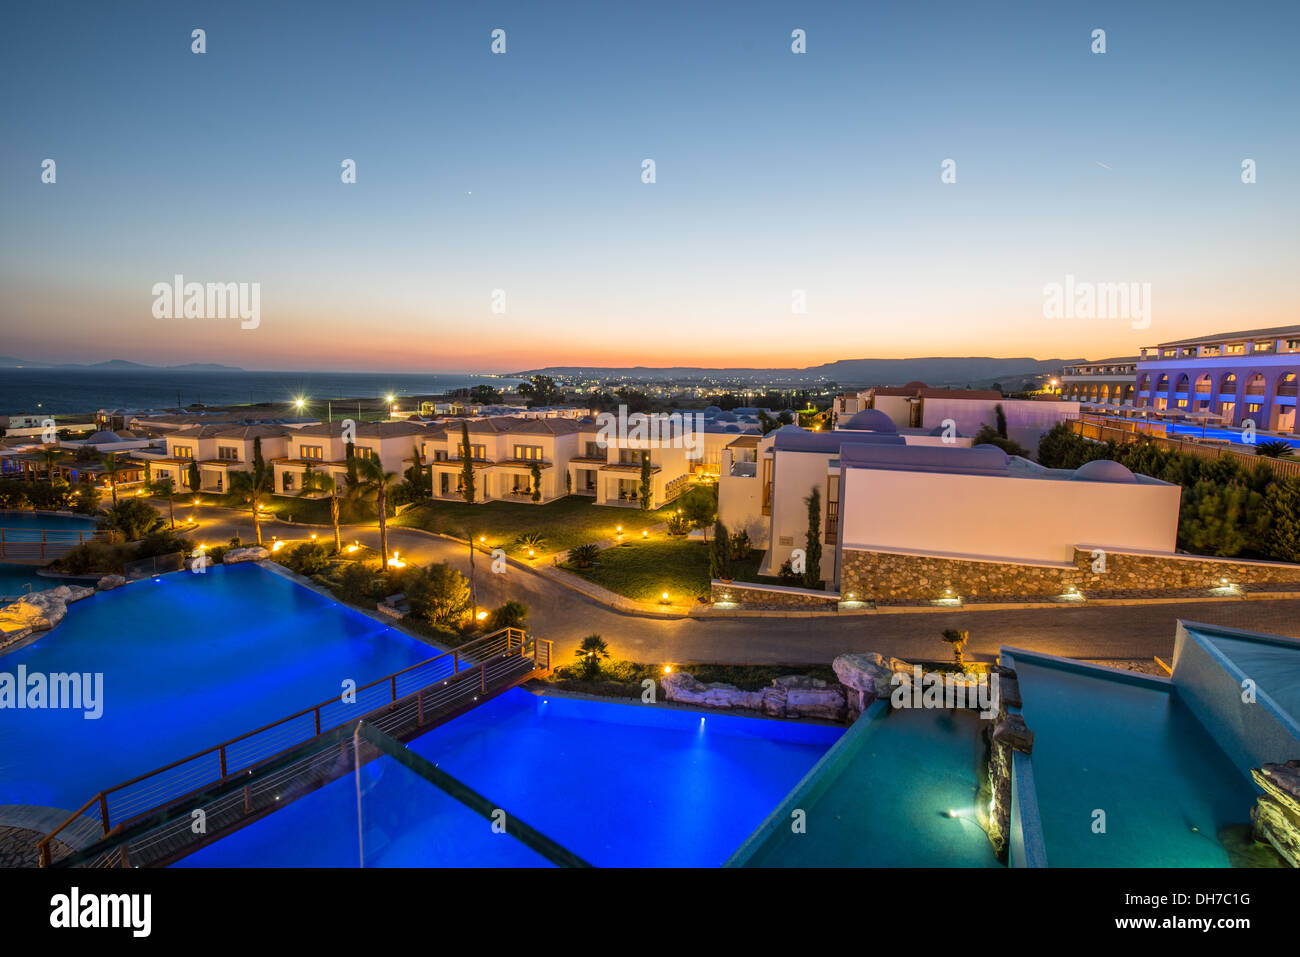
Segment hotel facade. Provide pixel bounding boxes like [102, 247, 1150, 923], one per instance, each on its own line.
[1134, 325, 1300, 432]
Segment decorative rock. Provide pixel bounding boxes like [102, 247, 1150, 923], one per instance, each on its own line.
[661, 672, 763, 711]
[992, 713, 1034, 753]
[224, 546, 271, 564]
[833, 652, 909, 697]
[96, 575, 125, 591]
[1251, 760, 1300, 868]
[661, 671, 844, 720]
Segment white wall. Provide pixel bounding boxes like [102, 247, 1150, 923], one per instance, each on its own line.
[839, 467, 1180, 564]
[718, 451, 767, 547]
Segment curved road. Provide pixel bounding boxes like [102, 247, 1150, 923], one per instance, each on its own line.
[182, 505, 1300, 666]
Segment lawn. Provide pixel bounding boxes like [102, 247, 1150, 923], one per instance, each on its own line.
[562, 537, 765, 603]
[393, 495, 675, 558]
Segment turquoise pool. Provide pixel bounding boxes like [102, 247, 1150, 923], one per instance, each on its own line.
[0, 563, 436, 813]
[0, 512, 99, 599]
[176, 690, 843, 867]
[727, 703, 1001, 868]
[1013, 655, 1259, 867]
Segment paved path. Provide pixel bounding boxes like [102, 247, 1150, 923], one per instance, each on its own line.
[175, 503, 1300, 667]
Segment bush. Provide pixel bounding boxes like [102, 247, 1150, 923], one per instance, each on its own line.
[283, 542, 329, 575]
[484, 600, 529, 631]
[136, 529, 195, 560]
[972, 424, 1030, 458]
[665, 511, 689, 536]
[729, 529, 752, 561]
[405, 563, 471, 627]
[568, 543, 599, 567]
[574, 634, 610, 679]
[336, 562, 374, 604]
[55, 541, 128, 575]
[104, 499, 161, 541]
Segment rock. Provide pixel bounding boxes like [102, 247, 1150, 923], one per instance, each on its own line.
[1250, 761, 1300, 867]
[225, 546, 271, 564]
[96, 574, 125, 591]
[0, 598, 56, 635]
[661, 672, 763, 711]
[992, 713, 1034, 754]
[833, 652, 909, 697]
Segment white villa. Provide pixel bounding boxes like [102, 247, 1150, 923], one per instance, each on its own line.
[719, 411, 1181, 588]
[141, 424, 294, 493]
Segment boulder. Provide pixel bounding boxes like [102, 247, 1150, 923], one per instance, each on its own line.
[225, 546, 271, 564]
[768, 676, 845, 720]
[0, 598, 57, 635]
[661, 672, 763, 710]
[96, 574, 125, 591]
[833, 652, 909, 697]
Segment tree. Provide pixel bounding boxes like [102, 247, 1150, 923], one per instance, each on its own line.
[680, 485, 717, 541]
[299, 468, 342, 553]
[459, 421, 477, 504]
[803, 486, 822, 589]
[41, 447, 59, 483]
[253, 436, 265, 472]
[972, 425, 1030, 458]
[517, 374, 563, 408]
[1265, 477, 1300, 562]
[709, 520, 731, 580]
[100, 452, 121, 507]
[104, 498, 160, 541]
[1178, 480, 1268, 557]
[485, 599, 529, 631]
[941, 628, 969, 666]
[356, 456, 398, 563]
[187, 458, 200, 494]
[156, 476, 177, 529]
[565, 469, 572, 496]
[403, 442, 430, 501]
[574, 634, 610, 679]
[994, 403, 1008, 438]
[469, 383, 502, 405]
[229, 467, 272, 545]
[638, 451, 652, 509]
[530, 462, 542, 503]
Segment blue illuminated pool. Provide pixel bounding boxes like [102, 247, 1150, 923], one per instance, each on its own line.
[0, 563, 435, 812]
[177, 690, 843, 868]
[0, 511, 99, 599]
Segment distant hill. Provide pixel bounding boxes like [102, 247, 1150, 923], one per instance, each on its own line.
[0, 357, 245, 372]
[514, 357, 1084, 388]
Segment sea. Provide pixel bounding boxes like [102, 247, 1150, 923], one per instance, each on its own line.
[0, 369, 526, 417]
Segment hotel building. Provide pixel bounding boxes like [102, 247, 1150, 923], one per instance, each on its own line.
[1058, 358, 1139, 406]
[1135, 325, 1300, 432]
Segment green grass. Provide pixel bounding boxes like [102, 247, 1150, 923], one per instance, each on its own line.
[393, 495, 674, 558]
[562, 537, 764, 603]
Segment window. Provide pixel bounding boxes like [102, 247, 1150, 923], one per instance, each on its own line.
[1255, 341, 1274, 352]
[585, 441, 604, 458]
[354, 447, 377, 460]
[218, 447, 239, 461]
[173, 445, 193, 459]
[1226, 344, 1245, 354]
[459, 444, 487, 461]
[283, 472, 295, 491]
[619, 449, 642, 466]
[301, 445, 323, 460]
[1288, 340, 1300, 351]
[513, 445, 543, 461]
[433, 450, 448, 462]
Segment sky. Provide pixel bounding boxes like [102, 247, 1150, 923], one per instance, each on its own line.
[1, 0, 1297, 372]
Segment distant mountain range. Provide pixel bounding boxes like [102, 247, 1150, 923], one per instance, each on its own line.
[0, 357, 245, 372]
[514, 357, 1085, 388]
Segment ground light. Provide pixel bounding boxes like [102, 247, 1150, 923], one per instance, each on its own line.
[663, 665, 673, 674]
[387, 552, 406, 568]
[476, 611, 487, 621]
[660, 591, 670, 604]
[271, 541, 285, 552]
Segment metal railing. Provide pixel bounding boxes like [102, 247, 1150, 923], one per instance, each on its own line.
[0, 527, 105, 564]
[1071, 417, 1300, 479]
[123, 551, 186, 579]
[38, 626, 551, 866]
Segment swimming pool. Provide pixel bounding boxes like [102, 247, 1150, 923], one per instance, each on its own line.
[176, 690, 843, 867]
[727, 702, 1001, 868]
[0, 512, 99, 599]
[1010, 652, 1259, 867]
[0, 563, 436, 814]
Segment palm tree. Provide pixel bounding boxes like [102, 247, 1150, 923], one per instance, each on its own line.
[355, 457, 397, 563]
[156, 476, 177, 529]
[41, 447, 59, 483]
[298, 468, 342, 552]
[574, 634, 610, 679]
[100, 452, 120, 507]
[229, 467, 271, 545]
[1254, 440, 1294, 459]
[941, 628, 969, 666]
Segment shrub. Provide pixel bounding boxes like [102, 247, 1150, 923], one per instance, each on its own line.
[665, 511, 689, 536]
[336, 562, 374, 604]
[405, 563, 471, 626]
[104, 499, 160, 541]
[568, 543, 599, 568]
[283, 542, 329, 575]
[729, 529, 752, 561]
[515, 531, 546, 553]
[136, 529, 195, 559]
[484, 600, 529, 631]
[709, 520, 731, 580]
[942, 628, 969, 665]
[55, 541, 128, 575]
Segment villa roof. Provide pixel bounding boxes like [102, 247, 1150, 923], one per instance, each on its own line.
[1153, 325, 1300, 349]
[463, 416, 582, 436]
[869, 383, 1002, 400]
[773, 425, 906, 454]
[292, 420, 429, 439]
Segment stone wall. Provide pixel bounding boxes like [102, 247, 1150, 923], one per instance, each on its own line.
[839, 546, 1300, 602]
[710, 579, 839, 609]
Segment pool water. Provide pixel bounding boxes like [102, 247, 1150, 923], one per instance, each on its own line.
[177, 690, 843, 867]
[1015, 659, 1258, 867]
[0, 563, 436, 813]
[0, 566, 84, 601]
[730, 705, 1001, 868]
[1195, 632, 1300, 722]
[0, 512, 99, 600]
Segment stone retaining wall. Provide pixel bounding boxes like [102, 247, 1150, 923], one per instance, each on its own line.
[709, 579, 839, 609]
[839, 546, 1300, 602]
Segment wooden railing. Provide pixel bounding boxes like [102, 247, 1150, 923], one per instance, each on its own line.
[1071, 417, 1300, 480]
[38, 626, 551, 866]
[0, 527, 104, 564]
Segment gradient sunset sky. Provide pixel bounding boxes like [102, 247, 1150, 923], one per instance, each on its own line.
[2, 0, 1296, 372]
